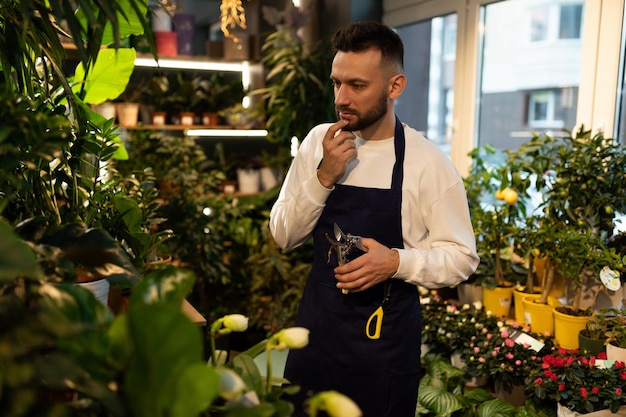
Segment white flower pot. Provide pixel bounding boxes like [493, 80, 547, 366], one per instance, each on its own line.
[557, 403, 626, 416]
[606, 343, 626, 363]
[77, 279, 110, 306]
[237, 169, 260, 194]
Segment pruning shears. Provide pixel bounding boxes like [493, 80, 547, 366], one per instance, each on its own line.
[325, 222, 391, 340]
[325, 223, 366, 294]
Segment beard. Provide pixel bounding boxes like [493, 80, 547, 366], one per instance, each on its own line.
[336, 89, 388, 132]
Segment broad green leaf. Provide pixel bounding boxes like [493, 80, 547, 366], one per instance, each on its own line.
[130, 266, 196, 306]
[73, 48, 136, 104]
[101, 0, 149, 46]
[170, 363, 220, 415]
[477, 399, 517, 417]
[418, 385, 465, 415]
[125, 303, 204, 417]
[0, 220, 41, 281]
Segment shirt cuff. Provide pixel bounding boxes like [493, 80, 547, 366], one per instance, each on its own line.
[304, 173, 334, 205]
[391, 248, 410, 281]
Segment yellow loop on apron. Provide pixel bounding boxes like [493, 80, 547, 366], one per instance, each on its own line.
[366, 306, 384, 339]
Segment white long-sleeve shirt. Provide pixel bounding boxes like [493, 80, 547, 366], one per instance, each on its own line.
[269, 122, 479, 289]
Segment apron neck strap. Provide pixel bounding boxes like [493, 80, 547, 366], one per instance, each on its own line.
[391, 117, 405, 191]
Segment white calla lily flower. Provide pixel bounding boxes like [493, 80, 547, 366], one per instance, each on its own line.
[276, 327, 309, 350]
[222, 314, 249, 332]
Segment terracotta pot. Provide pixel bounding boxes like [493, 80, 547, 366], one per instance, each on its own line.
[201, 112, 219, 126]
[179, 111, 195, 126]
[116, 102, 140, 127]
[151, 111, 167, 126]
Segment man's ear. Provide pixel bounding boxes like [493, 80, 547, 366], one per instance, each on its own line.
[389, 74, 406, 99]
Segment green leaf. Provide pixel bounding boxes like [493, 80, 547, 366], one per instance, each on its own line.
[418, 385, 465, 415]
[170, 363, 220, 415]
[125, 303, 204, 417]
[0, 219, 41, 281]
[476, 399, 517, 417]
[130, 266, 196, 306]
[73, 48, 137, 104]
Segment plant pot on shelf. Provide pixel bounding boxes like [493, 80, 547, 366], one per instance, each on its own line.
[179, 111, 195, 126]
[522, 296, 555, 335]
[513, 286, 541, 325]
[482, 285, 514, 319]
[151, 111, 167, 126]
[92, 101, 116, 120]
[116, 102, 140, 127]
[237, 168, 260, 194]
[553, 307, 590, 350]
[201, 112, 219, 126]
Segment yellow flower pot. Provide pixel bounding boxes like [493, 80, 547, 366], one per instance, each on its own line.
[522, 296, 555, 335]
[553, 307, 590, 350]
[513, 286, 541, 325]
[482, 286, 514, 319]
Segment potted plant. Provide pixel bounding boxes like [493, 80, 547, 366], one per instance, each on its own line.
[417, 355, 517, 416]
[195, 73, 245, 126]
[505, 127, 626, 348]
[579, 310, 615, 356]
[528, 347, 626, 416]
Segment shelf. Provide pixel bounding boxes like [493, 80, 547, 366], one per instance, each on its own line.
[134, 53, 251, 73]
[121, 124, 268, 137]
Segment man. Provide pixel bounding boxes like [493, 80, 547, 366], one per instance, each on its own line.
[269, 21, 479, 417]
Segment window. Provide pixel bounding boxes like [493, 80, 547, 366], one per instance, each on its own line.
[385, 0, 621, 172]
[530, 6, 549, 42]
[528, 90, 565, 129]
[476, 0, 582, 150]
[559, 4, 583, 39]
[395, 14, 458, 154]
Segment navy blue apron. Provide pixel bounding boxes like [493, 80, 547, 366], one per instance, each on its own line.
[284, 118, 421, 417]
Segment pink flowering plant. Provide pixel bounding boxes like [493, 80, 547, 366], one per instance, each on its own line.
[528, 348, 626, 414]
[421, 294, 499, 357]
[461, 321, 554, 393]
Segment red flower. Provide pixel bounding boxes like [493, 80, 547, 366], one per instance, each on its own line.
[617, 388, 623, 396]
[592, 387, 600, 395]
[580, 387, 589, 398]
[616, 361, 626, 369]
[598, 352, 607, 360]
[559, 384, 566, 392]
[534, 377, 543, 385]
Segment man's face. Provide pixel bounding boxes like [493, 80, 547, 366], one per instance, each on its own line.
[331, 49, 390, 133]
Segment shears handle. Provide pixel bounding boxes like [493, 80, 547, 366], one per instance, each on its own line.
[366, 306, 384, 339]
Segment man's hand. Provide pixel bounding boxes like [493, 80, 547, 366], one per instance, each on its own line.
[317, 119, 357, 189]
[334, 238, 400, 293]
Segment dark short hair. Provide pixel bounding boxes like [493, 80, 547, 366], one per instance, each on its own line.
[331, 21, 404, 72]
